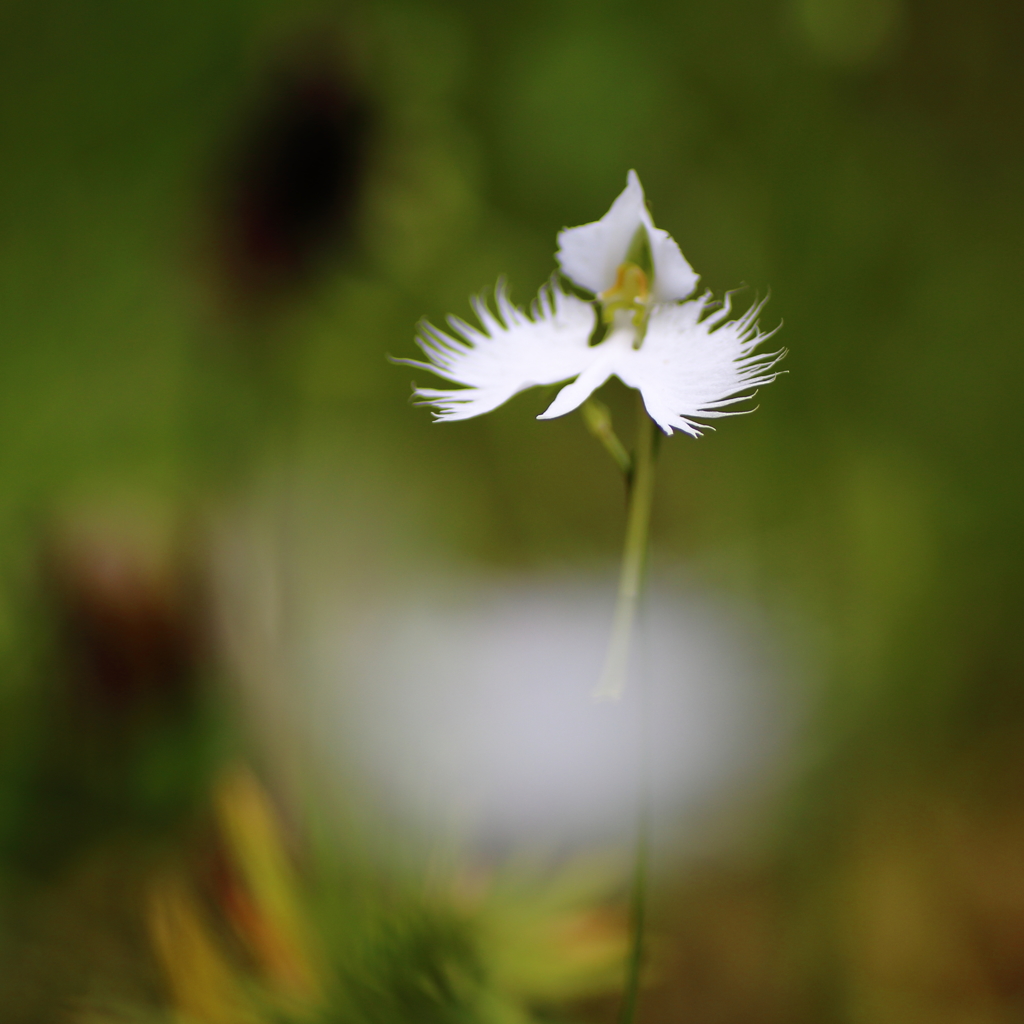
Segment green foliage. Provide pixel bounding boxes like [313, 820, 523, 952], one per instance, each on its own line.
[328, 905, 486, 1024]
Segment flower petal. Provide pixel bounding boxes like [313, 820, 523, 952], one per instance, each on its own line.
[641, 212, 699, 302]
[555, 171, 647, 295]
[556, 171, 698, 302]
[398, 282, 596, 422]
[536, 344, 622, 421]
[614, 294, 785, 436]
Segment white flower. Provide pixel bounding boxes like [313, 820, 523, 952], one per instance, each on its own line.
[401, 171, 783, 437]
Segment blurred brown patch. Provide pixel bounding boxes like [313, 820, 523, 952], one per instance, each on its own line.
[635, 737, 1024, 1024]
[45, 528, 200, 717]
[213, 31, 373, 311]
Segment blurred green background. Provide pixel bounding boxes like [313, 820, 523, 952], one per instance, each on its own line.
[1, 0, 1023, 1020]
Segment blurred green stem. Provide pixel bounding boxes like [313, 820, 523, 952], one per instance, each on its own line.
[594, 394, 657, 700]
[618, 810, 648, 1024]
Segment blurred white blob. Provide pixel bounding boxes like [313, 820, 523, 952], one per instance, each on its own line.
[306, 575, 793, 851]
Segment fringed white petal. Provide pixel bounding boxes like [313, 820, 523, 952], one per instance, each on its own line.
[613, 293, 785, 437]
[400, 281, 596, 422]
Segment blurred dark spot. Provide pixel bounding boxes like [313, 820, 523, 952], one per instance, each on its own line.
[0, 532, 217, 874]
[217, 40, 373, 305]
[45, 537, 199, 717]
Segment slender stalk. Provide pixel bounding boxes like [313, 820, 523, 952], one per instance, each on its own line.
[582, 398, 633, 476]
[618, 811, 648, 1024]
[592, 393, 658, 1024]
[594, 394, 657, 700]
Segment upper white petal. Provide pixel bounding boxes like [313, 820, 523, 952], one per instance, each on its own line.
[555, 171, 698, 301]
[640, 209, 699, 302]
[555, 171, 647, 295]
[399, 282, 597, 422]
[612, 294, 785, 436]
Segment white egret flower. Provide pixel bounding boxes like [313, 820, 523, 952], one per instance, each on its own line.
[401, 171, 784, 437]
[398, 171, 787, 701]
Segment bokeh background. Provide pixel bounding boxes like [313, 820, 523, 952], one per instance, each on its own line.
[1, 0, 1023, 1020]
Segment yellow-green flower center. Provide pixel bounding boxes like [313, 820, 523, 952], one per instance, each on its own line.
[599, 262, 650, 327]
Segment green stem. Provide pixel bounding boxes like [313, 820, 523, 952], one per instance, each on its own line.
[582, 399, 632, 476]
[618, 813, 648, 1024]
[594, 393, 657, 701]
